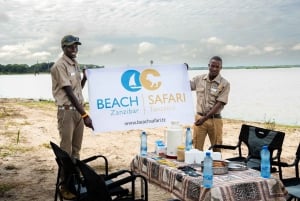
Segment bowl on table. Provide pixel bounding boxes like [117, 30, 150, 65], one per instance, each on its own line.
[228, 161, 248, 171]
[200, 160, 229, 175]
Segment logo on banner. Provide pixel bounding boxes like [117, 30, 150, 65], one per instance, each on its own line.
[121, 69, 161, 92]
[96, 67, 186, 111]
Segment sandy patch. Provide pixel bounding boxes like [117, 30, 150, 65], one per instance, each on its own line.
[0, 98, 299, 201]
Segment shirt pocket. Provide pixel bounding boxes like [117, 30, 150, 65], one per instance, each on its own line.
[196, 86, 205, 99]
[67, 69, 78, 86]
[210, 84, 223, 97]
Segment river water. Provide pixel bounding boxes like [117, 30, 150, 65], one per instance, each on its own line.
[1, 67, 299, 126]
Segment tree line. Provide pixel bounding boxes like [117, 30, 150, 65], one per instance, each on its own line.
[0, 63, 103, 74]
[1, 63, 298, 74]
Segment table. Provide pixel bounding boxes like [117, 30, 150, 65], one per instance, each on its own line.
[130, 153, 288, 201]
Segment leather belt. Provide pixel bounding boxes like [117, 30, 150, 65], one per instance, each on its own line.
[197, 112, 222, 119]
[58, 105, 76, 110]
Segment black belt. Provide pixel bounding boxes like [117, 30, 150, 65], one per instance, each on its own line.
[197, 112, 222, 119]
[58, 105, 76, 110]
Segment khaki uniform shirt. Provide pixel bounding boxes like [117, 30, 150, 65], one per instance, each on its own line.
[50, 54, 84, 106]
[191, 74, 230, 114]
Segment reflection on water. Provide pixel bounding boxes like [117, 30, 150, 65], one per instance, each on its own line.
[1, 68, 299, 125]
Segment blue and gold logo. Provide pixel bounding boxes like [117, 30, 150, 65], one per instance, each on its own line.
[121, 69, 161, 92]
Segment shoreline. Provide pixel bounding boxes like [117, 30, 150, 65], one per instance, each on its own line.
[1, 65, 300, 75]
[2, 97, 300, 128]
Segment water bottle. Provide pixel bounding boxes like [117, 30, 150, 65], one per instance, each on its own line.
[203, 152, 213, 188]
[260, 145, 271, 178]
[185, 127, 192, 151]
[140, 131, 147, 156]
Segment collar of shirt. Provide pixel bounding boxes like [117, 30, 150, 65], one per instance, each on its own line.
[203, 73, 222, 84]
[62, 54, 78, 66]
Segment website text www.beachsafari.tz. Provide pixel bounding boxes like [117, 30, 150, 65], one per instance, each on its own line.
[124, 118, 166, 126]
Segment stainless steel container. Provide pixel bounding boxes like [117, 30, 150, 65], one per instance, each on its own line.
[201, 160, 229, 175]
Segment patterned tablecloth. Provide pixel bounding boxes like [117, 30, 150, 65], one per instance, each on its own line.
[130, 153, 288, 201]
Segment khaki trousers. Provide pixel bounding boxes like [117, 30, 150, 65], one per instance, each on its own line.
[57, 109, 84, 159]
[192, 114, 223, 152]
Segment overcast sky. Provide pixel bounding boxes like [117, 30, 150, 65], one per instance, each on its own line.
[0, 0, 299, 67]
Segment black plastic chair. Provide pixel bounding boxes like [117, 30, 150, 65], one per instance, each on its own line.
[50, 141, 131, 201]
[209, 124, 285, 179]
[76, 159, 148, 201]
[274, 143, 300, 201]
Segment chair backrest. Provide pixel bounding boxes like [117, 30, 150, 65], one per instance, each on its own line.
[50, 141, 82, 195]
[76, 159, 112, 201]
[295, 143, 300, 179]
[296, 143, 300, 160]
[238, 124, 285, 161]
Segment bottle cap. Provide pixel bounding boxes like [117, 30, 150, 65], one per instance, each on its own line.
[177, 145, 185, 150]
[206, 152, 211, 156]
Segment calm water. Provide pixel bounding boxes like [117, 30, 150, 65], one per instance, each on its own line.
[1, 68, 300, 126]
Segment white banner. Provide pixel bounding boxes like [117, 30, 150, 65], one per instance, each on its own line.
[86, 64, 195, 133]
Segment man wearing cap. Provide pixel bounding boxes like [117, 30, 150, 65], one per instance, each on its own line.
[51, 35, 93, 199]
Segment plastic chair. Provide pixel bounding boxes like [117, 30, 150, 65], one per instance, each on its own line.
[50, 141, 131, 201]
[76, 159, 148, 201]
[274, 143, 300, 201]
[209, 124, 285, 179]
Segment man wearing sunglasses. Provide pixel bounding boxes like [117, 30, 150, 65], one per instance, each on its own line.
[50, 35, 94, 199]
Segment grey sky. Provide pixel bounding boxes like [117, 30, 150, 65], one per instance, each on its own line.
[0, 0, 299, 67]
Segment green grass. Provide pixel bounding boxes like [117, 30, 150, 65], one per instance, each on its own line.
[41, 143, 51, 149]
[16, 130, 20, 144]
[0, 145, 33, 158]
[0, 183, 16, 197]
[263, 117, 276, 130]
[0, 99, 53, 159]
[0, 106, 18, 118]
[18, 99, 55, 110]
[18, 99, 91, 111]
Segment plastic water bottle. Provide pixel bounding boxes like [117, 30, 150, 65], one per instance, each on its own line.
[260, 145, 271, 178]
[185, 127, 192, 151]
[203, 152, 213, 188]
[140, 131, 147, 156]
